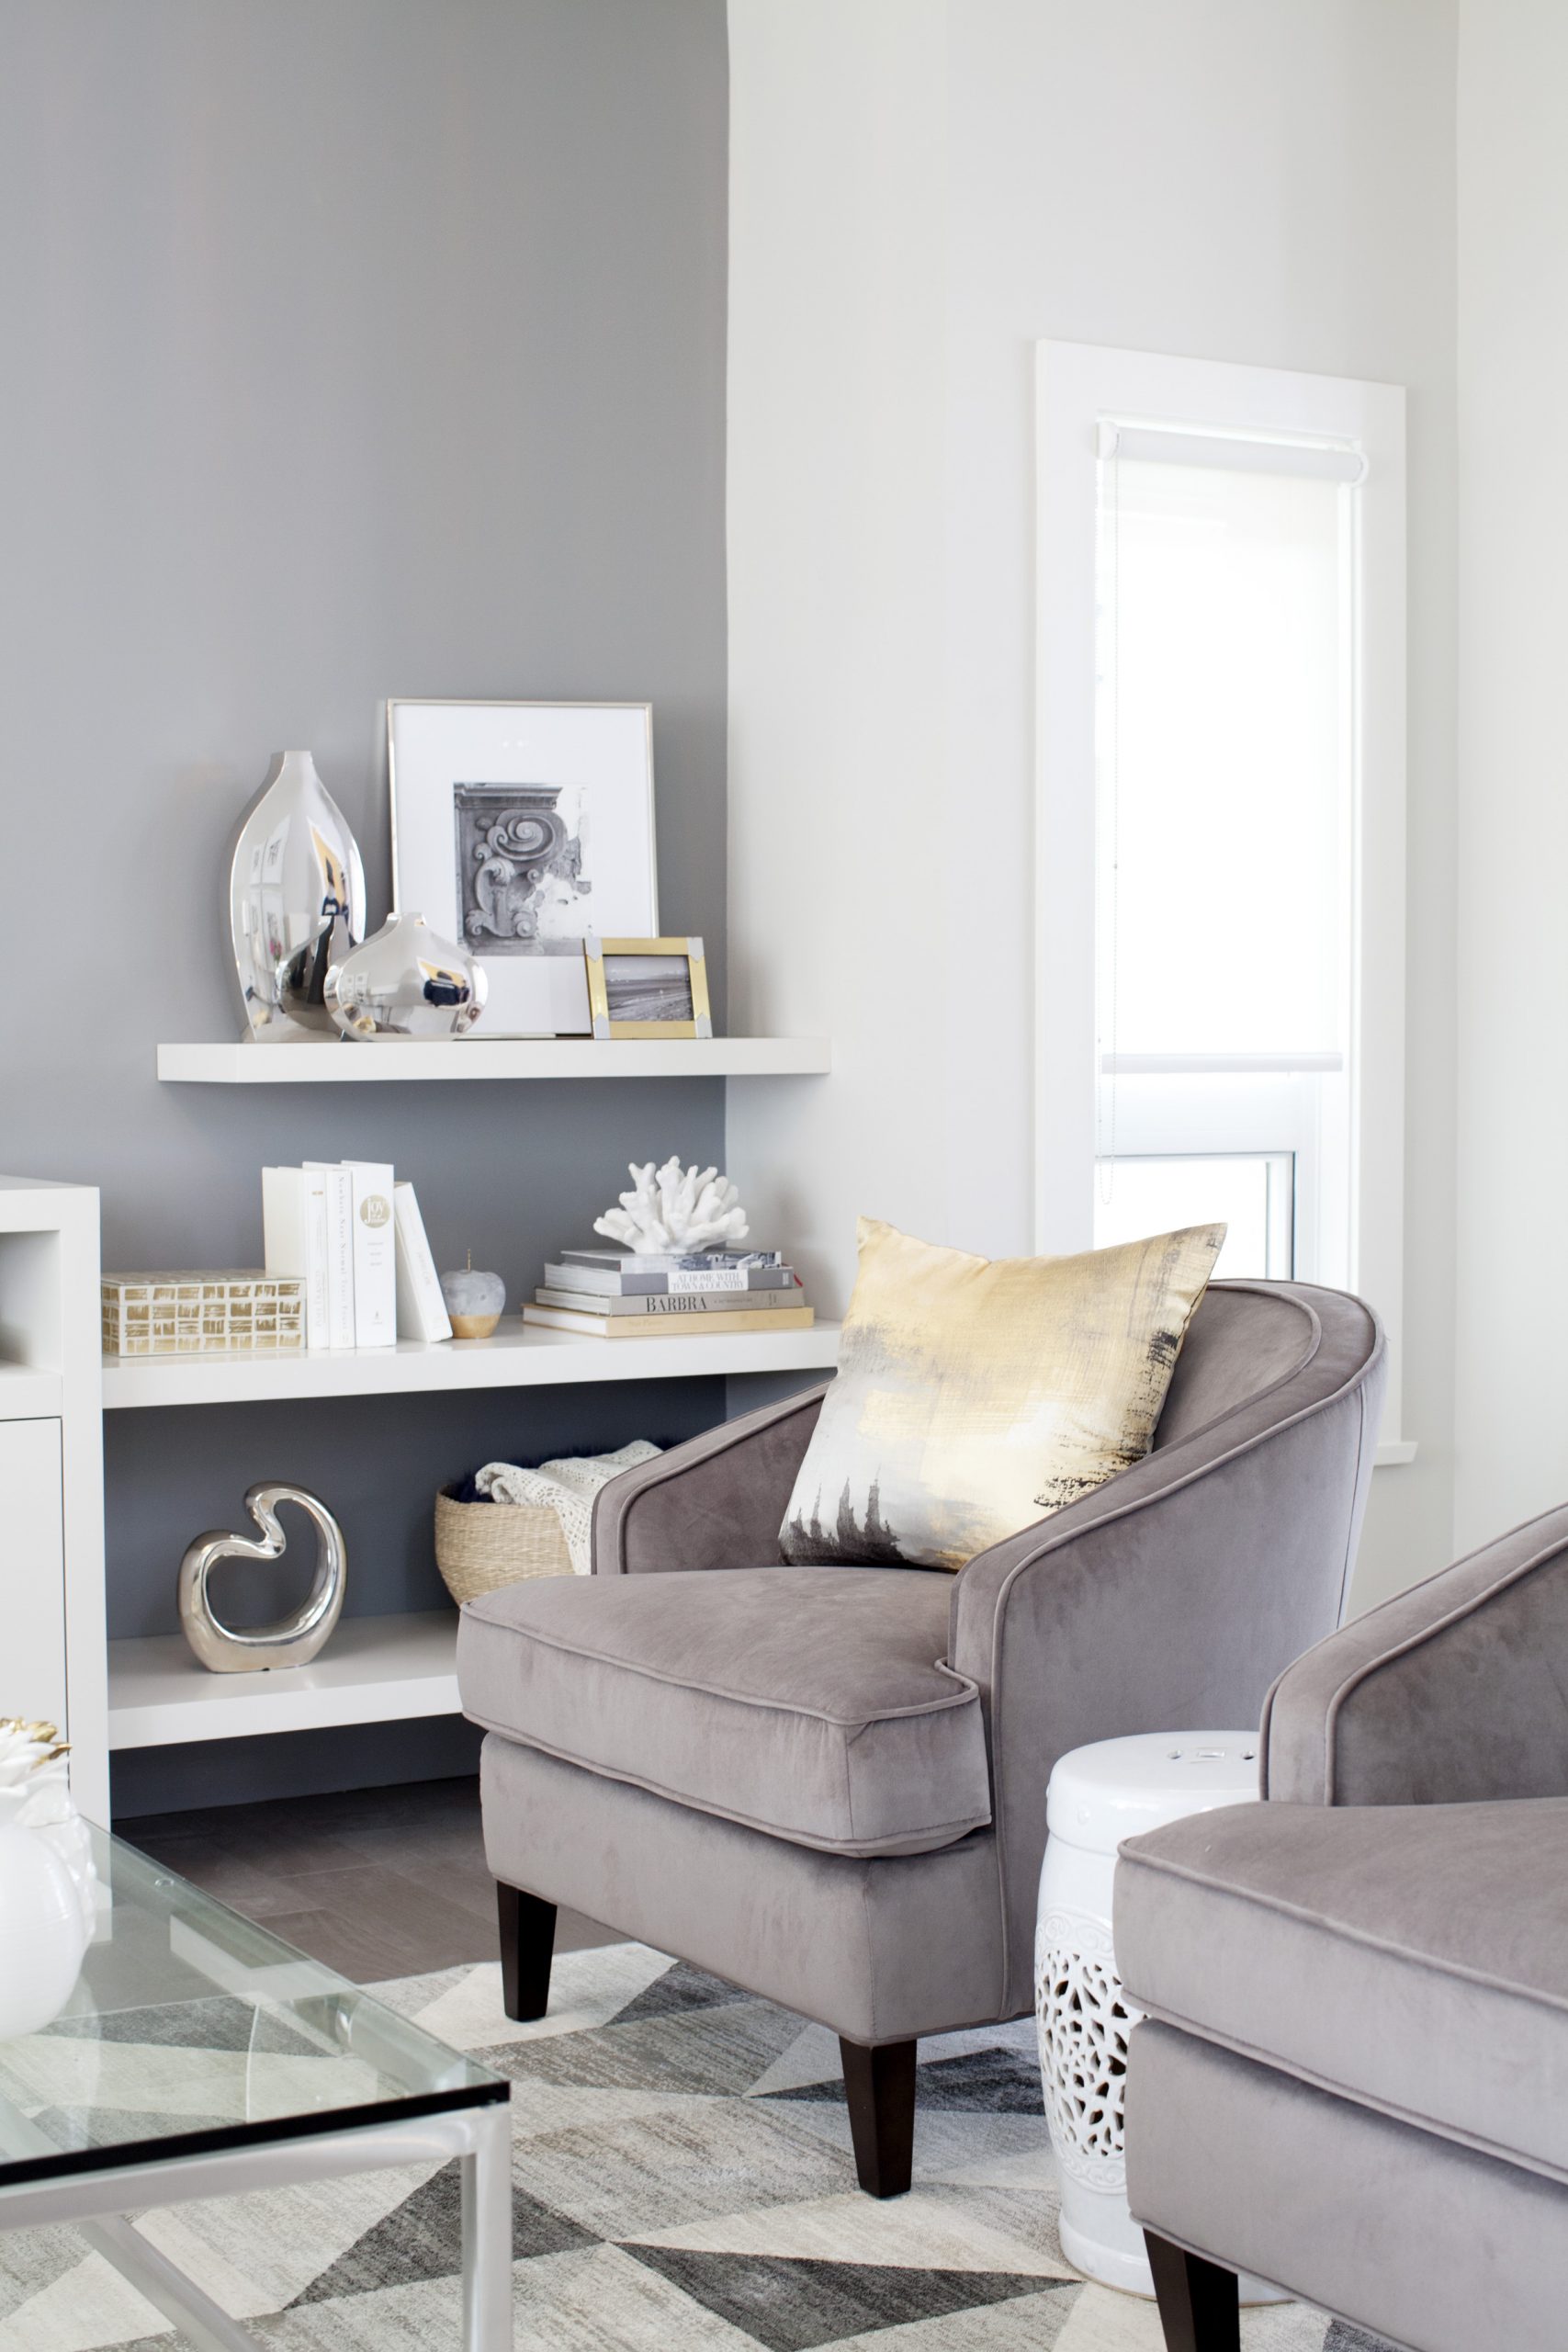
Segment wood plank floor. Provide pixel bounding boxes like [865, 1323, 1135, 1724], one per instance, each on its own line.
[123, 1775, 620, 1981]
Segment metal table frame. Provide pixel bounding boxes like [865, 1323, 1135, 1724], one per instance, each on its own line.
[0, 2098, 512, 2351]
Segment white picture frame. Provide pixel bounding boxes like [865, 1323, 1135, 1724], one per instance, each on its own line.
[387, 698, 660, 1036]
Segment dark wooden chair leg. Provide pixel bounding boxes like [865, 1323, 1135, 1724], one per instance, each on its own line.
[840, 2037, 917, 2199]
[1144, 2231, 1240, 2352]
[497, 1881, 558, 2022]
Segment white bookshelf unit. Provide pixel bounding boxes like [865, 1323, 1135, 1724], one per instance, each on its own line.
[0, 1180, 107, 1825]
[8, 1037, 837, 1812]
[102, 1317, 841, 1758]
[100, 1317, 836, 1767]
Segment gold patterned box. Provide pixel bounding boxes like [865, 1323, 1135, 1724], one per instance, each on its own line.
[101, 1272, 308, 1359]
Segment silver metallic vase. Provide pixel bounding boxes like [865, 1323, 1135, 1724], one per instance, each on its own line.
[323, 910, 487, 1041]
[230, 751, 367, 1041]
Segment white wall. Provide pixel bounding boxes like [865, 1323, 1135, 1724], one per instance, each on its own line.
[725, 0, 951, 1272]
[1453, 0, 1568, 1551]
[728, 0, 1458, 1606]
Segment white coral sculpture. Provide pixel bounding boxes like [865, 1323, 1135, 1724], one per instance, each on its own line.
[594, 1158, 750, 1254]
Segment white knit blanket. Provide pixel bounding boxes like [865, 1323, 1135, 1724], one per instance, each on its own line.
[472, 1441, 662, 1576]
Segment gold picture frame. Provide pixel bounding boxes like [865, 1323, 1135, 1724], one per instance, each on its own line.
[583, 935, 713, 1040]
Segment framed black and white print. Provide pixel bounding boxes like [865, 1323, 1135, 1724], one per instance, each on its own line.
[387, 699, 659, 1035]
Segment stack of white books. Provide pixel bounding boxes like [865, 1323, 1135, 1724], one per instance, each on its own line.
[262, 1165, 451, 1349]
[524, 1249, 813, 1340]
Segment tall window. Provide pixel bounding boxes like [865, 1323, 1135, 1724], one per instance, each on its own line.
[1036, 344, 1407, 1446]
[1092, 432, 1359, 1283]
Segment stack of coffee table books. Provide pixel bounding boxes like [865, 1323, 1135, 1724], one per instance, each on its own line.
[524, 1249, 813, 1339]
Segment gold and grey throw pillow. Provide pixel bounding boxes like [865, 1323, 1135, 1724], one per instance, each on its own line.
[779, 1217, 1226, 1573]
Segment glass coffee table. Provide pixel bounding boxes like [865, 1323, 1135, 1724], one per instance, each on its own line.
[0, 1826, 511, 2350]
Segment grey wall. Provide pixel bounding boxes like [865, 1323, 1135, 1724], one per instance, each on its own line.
[0, 0, 730, 1807]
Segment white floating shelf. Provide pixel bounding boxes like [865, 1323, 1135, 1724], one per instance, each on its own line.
[107, 1611, 459, 1748]
[101, 1316, 841, 1410]
[157, 1037, 831, 1083]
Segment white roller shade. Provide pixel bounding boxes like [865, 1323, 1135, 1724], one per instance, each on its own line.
[1097, 422, 1366, 484]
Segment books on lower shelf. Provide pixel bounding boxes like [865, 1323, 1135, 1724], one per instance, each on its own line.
[265, 1164, 446, 1349]
[537, 1286, 797, 1317]
[303, 1164, 355, 1347]
[391, 1183, 453, 1342]
[263, 1166, 333, 1349]
[523, 1303, 815, 1340]
[547, 1249, 794, 1296]
[527, 1245, 810, 1339]
[344, 1161, 396, 1348]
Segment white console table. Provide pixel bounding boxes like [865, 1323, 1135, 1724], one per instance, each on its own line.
[0, 1180, 107, 1824]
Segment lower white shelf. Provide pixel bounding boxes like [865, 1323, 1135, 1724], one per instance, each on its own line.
[101, 1317, 841, 1409]
[107, 1611, 460, 1748]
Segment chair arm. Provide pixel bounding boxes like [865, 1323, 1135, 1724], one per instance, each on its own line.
[592, 1383, 829, 1575]
[949, 1314, 1382, 2013]
[1261, 1499, 1568, 1805]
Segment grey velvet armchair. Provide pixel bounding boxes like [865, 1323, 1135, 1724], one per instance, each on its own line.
[457, 1278, 1383, 2197]
[1116, 1503, 1568, 2352]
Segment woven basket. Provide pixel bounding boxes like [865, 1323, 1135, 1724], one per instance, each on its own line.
[434, 1488, 573, 1604]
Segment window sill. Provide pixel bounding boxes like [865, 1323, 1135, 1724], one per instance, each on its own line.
[1375, 1439, 1418, 1468]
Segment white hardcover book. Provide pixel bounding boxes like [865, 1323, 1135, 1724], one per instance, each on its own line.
[262, 1166, 331, 1349]
[392, 1182, 452, 1342]
[305, 1161, 356, 1349]
[536, 1286, 795, 1317]
[262, 1166, 304, 1273]
[523, 1302, 814, 1338]
[341, 1161, 397, 1349]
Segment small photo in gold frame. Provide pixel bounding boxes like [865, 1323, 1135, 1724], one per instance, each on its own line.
[584, 935, 713, 1040]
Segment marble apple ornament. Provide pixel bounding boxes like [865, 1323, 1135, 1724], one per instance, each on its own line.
[440, 1257, 507, 1339]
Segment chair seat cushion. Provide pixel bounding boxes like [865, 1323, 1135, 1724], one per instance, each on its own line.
[1116, 1796, 1568, 2182]
[457, 1566, 992, 1859]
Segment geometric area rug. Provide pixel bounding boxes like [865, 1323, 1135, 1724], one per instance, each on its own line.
[0, 1941, 1378, 2349]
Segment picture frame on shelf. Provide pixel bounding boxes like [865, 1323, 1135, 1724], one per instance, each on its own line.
[584, 936, 713, 1040]
[387, 698, 659, 1037]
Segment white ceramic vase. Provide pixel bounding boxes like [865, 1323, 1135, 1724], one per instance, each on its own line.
[1035, 1732, 1284, 2301]
[0, 1821, 88, 2040]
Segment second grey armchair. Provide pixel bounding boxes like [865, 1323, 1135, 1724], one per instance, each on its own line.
[457, 1279, 1384, 2197]
[1117, 1503, 1568, 2351]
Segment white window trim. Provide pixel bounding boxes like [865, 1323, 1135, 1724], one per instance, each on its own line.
[1034, 340, 1410, 1462]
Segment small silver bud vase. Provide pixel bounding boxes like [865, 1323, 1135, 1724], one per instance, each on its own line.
[323, 910, 488, 1041]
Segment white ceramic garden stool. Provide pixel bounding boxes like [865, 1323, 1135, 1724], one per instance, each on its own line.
[1035, 1729, 1286, 2301]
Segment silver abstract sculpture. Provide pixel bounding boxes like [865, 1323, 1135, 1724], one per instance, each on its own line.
[178, 1484, 347, 1674]
[323, 910, 487, 1041]
[230, 751, 367, 1040]
[593, 1159, 750, 1254]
